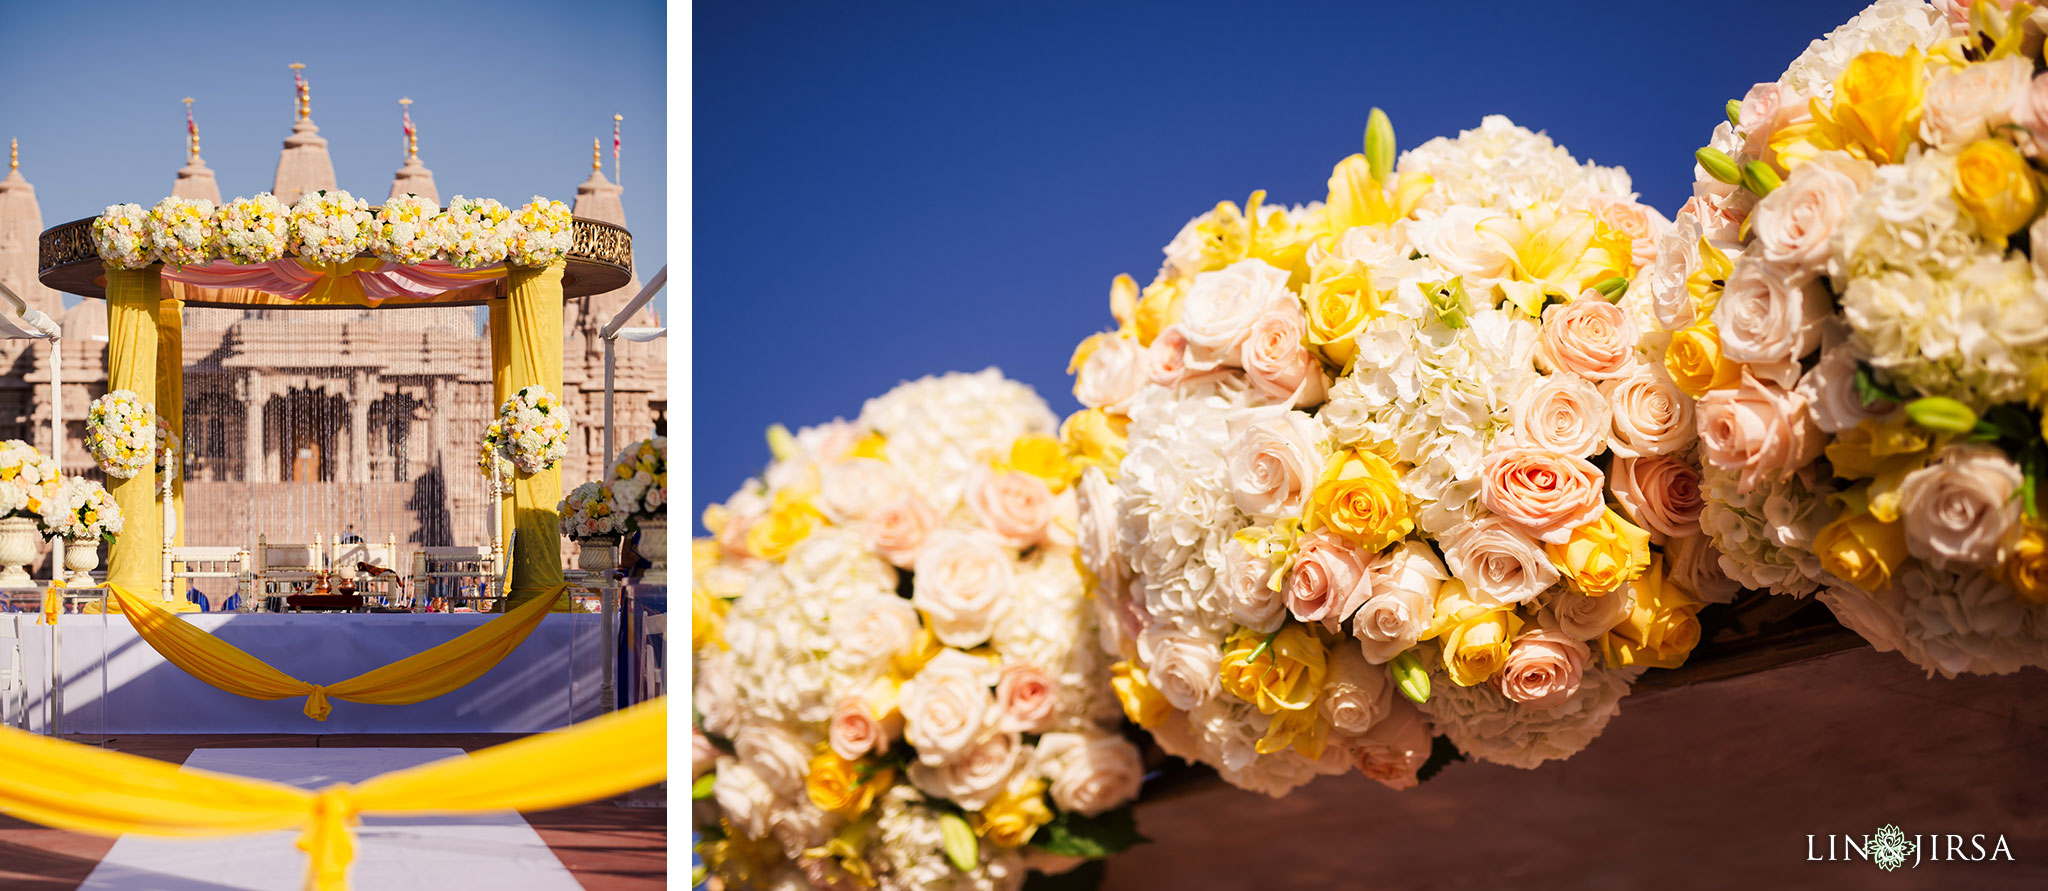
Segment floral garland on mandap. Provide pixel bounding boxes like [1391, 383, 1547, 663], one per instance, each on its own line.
[45, 477, 121, 543]
[1660, 0, 2048, 677]
[1067, 112, 1716, 795]
[694, 370, 1142, 891]
[86, 391, 154, 480]
[494, 386, 569, 475]
[92, 192, 575, 271]
[0, 440, 60, 529]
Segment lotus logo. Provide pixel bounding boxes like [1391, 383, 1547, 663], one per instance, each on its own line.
[1808, 825, 2014, 868]
[1868, 824, 1915, 872]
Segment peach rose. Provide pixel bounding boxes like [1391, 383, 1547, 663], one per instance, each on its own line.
[1590, 195, 1670, 271]
[908, 729, 1021, 811]
[912, 531, 1014, 647]
[1608, 455, 1705, 543]
[1074, 332, 1146, 412]
[1922, 55, 2030, 149]
[970, 469, 1055, 549]
[1177, 258, 1294, 369]
[1511, 373, 1610, 457]
[1241, 309, 1329, 407]
[1479, 447, 1607, 544]
[899, 649, 999, 764]
[1440, 516, 1559, 607]
[1318, 645, 1393, 736]
[1147, 327, 1192, 386]
[1224, 410, 1325, 520]
[1493, 630, 1590, 710]
[1352, 543, 1448, 664]
[828, 592, 921, 673]
[1285, 529, 1372, 631]
[829, 694, 894, 761]
[1602, 364, 1696, 458]
[1711, 255, 1829, 380]
[2018, 73, 2048, 155]
[1033, 731, 1144, 817]
[1350, 697, 1433, 791]
[1666, 532, 1741, 604]
[994, 663, 1058, 733]
[1222, 536, 1287, 633]
[1749, 152, 1871, 275]
[1797, 344, 1896, 433]
[1694, 368, 1825, 495]
[1544, 585, 1634, 641]
[868, 493, 938, 568]
[691, 725, 722, 780]
[1536, 298, 1637, 380]
[1138, 627, 1222, 711]
[1737, 81, 1814, 171]
[1897, 445, 2024, 567]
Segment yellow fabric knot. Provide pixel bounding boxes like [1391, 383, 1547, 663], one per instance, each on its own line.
[40, 580, 63, 626]
[297, 784, 360, 891]
[302, 685, 332, 722]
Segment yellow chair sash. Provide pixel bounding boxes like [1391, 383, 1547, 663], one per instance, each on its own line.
[107, 583, 563, 720]
[40, 579, 62, 625]
[0, 696, 667, 891]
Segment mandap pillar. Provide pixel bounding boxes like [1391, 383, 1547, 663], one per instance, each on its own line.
[157, 296, 186, 598]
[488, 303, 513, 590]
[105, 266, 162, 602]
[501, 258, 567, 609]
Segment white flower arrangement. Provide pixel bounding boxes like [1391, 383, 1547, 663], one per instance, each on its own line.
[434, 195, 512, 269]
[0, 440, 60, 528]
[559, 481, 624, 540]
[477, 421, 515, 495]
[86, 390, 154, 480]
[146, 197, 218, 268]
[606, 435, 666, 522]
[287, 189, 373, 265]
[216, 193, 292, 265]
[371, 194, 443, 265]
[92, 203, 153, 269]
[154, 416, 180, 478]
[43, 476, 121, 543]
[493, 386, 568, 475]
[505, 197, 574, 268]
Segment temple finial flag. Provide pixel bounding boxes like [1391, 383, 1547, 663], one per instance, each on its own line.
[8, 139, 15, 172]
[613, 114, 622, 186]
[183, 98, 200, 160]
[401, 97, 417, 158]
[592, 137, 602, 172]
[290, 63, 309, 120]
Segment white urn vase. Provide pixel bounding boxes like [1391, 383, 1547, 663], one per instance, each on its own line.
[64, 537, 100, 588]
[0, 517, 41, 587]
[637, 517, 667, 586]
[577, 536, 620, 572]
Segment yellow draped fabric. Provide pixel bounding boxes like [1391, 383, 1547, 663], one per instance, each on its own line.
[158, 296, 186, 599]
[105, 266, 162, 600]
[106, 583, 562, 720]
[488, 305, 513, 595]
[504, 260, 566, 609]
[0, 697, 666, 891]
[39, 580, 62, 625]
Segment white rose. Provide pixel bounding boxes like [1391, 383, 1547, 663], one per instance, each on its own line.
[733, 721, 812, 797]
[1797, 343, 1896, 433]
[1076, 467, 1127, 595]
[829, 593, 921, 675]
[819, 457, 906, 523]
[1921, 55, 2030, 149]
[1602, 363, 1696, 458]
[899, 650, 999, 764]
[1415, 205, 1514, 282]
[1223, 409, 1325, 520]
[1352, 542, 1447, 663]
[912, 531, 1014, 647]
[908, 730, 1022, 811]
[694, 662, 741, 738]
[1648, 215, 1703, 331]
[1221, 536, 1286, 633]
[1713, 254, 1829, 382]
[1138, 627, 1221, 711]
[1543, 585, 1635, 641]
[1441, 517, 1558, 607]
[1749, 151, 1871, 276]
[1176, 259, 1294, 369]
[1075, 333, 1146, 412]
[1318, 645, 1392, 735]
[1509, 373, 1609, 458]
[1033, 731, 1144, 817]
[711, 757, 778, 840]
[1897, 445, 2023, 567]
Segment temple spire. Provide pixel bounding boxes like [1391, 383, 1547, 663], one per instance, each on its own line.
[272, 62, 336, 206]
[575, 136, 625, 227]
[389, 97, 438, 204]
[0, 142, 63, 322]
[172, 98, 220, 203]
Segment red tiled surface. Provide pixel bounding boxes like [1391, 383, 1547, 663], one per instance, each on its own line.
[0, 734, 666, 890]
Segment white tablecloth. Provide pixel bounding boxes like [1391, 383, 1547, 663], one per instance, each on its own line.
[7, 613, 607, 734]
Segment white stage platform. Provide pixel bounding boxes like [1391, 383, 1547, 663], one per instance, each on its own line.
[7, 613, 608, 735]
[80, 747, 582, 890]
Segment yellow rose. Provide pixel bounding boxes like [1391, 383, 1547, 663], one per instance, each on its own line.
[1430, 582, 1523, 687]
[1600, 555, 1703, 670]
[1219, 626, 1327, 715]
[692, 585, 729, 651]
[1134, 277, 1184, 346]
[1255, 704, 1330, 759]
[1300, 256, 1383, 369]
[1664, 322, 1744, 398]
[889, 626, 943, 682]
[1814, 507, 1910, 592]
[1109, 660, 1169, 728]
[743, 491, 824, 562]
[1824, 419, 1942, 522]
[972, 776, 1054, 848]
[1305, 448, 1414, 552]
[1545, 508, 1652, 598]
[1820, 49, 1925, 165]
[1004, 434, 1072, 493]
[805, 749, 894, 819]
[847, 432, 888, 461]
[1060, 409, 1128, 477]
[1953, 138, 2041, 241]
[2002, 523, 2048, 606]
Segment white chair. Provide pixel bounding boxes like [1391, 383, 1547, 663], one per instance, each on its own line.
[335, 535, 402, 606]
[639, 612, 665, 702]
[0, 612, 21, 730]
[166, 546, 250, 612]
[409, 539, 505, 610]
[252, 534, 326, 609]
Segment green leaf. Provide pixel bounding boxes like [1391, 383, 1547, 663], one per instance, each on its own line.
[1033, 808, 1148, 859]
[1364, 108, 1396, 183]
[1416, 735, 1465, 785]
[1852, 363, 1905, 408]
[691, 772, 717, 800]
[2023, 442, 2048, 523]
[940, 811, 979, 872]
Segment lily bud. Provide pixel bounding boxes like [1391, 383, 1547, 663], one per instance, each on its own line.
[1390, 650, 1430, 704]
[1696, 146, 1743, 185]
[940, 811, 979, 872]
[1593, 276, 1630, 301]
[1904, 397, 1979, 434]
[1741, 161, 1782, 196]
[1726, 99, 1742, 128]
[1364, 108, 1396, 184]
[766, 424, 797, 460]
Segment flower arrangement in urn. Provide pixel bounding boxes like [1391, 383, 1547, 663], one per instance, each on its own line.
[0, 440, 60, 586]
[694, 371, 1143, 891]
[44, 477, 120, 587]
[1658, 0, 2048, 676]
[1065, 111, 1714, 794]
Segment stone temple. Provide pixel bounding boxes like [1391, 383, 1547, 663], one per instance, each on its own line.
[0, 98, 665, 558]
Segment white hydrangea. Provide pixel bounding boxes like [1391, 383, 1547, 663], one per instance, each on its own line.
[1397, 115, 1633, 219]
[1698, 464, 1834, 596]
[1841, 255, 2048, 410]
[991, 551, 1120, 727]
[1778, 0, 1949, 100]
[859, 369, 1057, 520]
[714, 527, 897, 727]
[1115, 381, 1249, 640]
[1420, 663, 1640, 770]
[871, 788, 1025, 891]
[1819, 562, 2048, 678]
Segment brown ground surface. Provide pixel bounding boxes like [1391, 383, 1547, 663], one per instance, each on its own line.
[1105, 647, 2048, 890]
[0, 733, 666, 890]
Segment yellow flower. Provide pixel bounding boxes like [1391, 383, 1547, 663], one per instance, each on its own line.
[1953, 138, 2041, 241]
[744, 490, 824, 561]
[1109, 660, 1169, 728]
[1815, 505, 1910, 592]
[1299, 255, 1384, 369]
[1824, 419, 1942, 522]
[692, 585, 730, 651]
[1107, 272, 1139, 334]
[805, 749, 894, 819]
[1664, 322, 1745, 398]
[1480, 207, 1628, 316]
[890, 626, 943, 681]
[1219, 626, 1327, 715]
[2002, 523, 2048, 605]
[847, 432, 888, 461]
[1255, 705, 1330, 759]
[1429, 581, 1523, 687]
[1814, 49, 1926, 165]
[1060, 409, 1128, 477]
[972, 776, 1054, 848]
[1004, 434, 1072, 493]
[1545, 508, 1652, 598]
[1304, 448, 1413, 552]
[1600, 555, 1703, 670]
[801, 825, 878, 889]
[1133, 277, 1184, 346]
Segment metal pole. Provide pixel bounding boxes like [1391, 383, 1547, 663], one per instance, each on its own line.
[603, 339, 615, 468]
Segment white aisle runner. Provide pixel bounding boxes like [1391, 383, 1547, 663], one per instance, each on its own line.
[80, 748, 584, 891]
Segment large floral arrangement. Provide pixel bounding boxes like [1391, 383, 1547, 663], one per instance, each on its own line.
[478, 421, 515, 495]
[506, 197, 574, 268]
[1658, 0, 2048, 677]
[1067, 112, 1715, 794]
[90, 193, 577, 270]
[559, 481, 624, 540]
[607, 435, 667, 525]
[146, 196, 217, 268]
[493, 386, 569, 475]
[288, 189, 374, 265]
[154, 417, 180, 478]
[44, 477, 121, 543]
[694, 370, 1142, 891]
[435, 195, 512, 268]
[92, 203, 152, 270]
[217, 193, 292, 265]
[372, 193, 442, 265]
[0, 440, 60, 528]
[86, 391, 154, 480]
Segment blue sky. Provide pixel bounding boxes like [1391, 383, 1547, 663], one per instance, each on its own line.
[0, 0, 666, 315]
[693, 0, 1867, 530]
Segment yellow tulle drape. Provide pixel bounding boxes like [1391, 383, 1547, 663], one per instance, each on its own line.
[504, 260, 566, 609]
[158, 296, 186, 599]
[107, 583, 562, 720]
[105, 266, 162, 599]
[0, 696, 667, 891]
